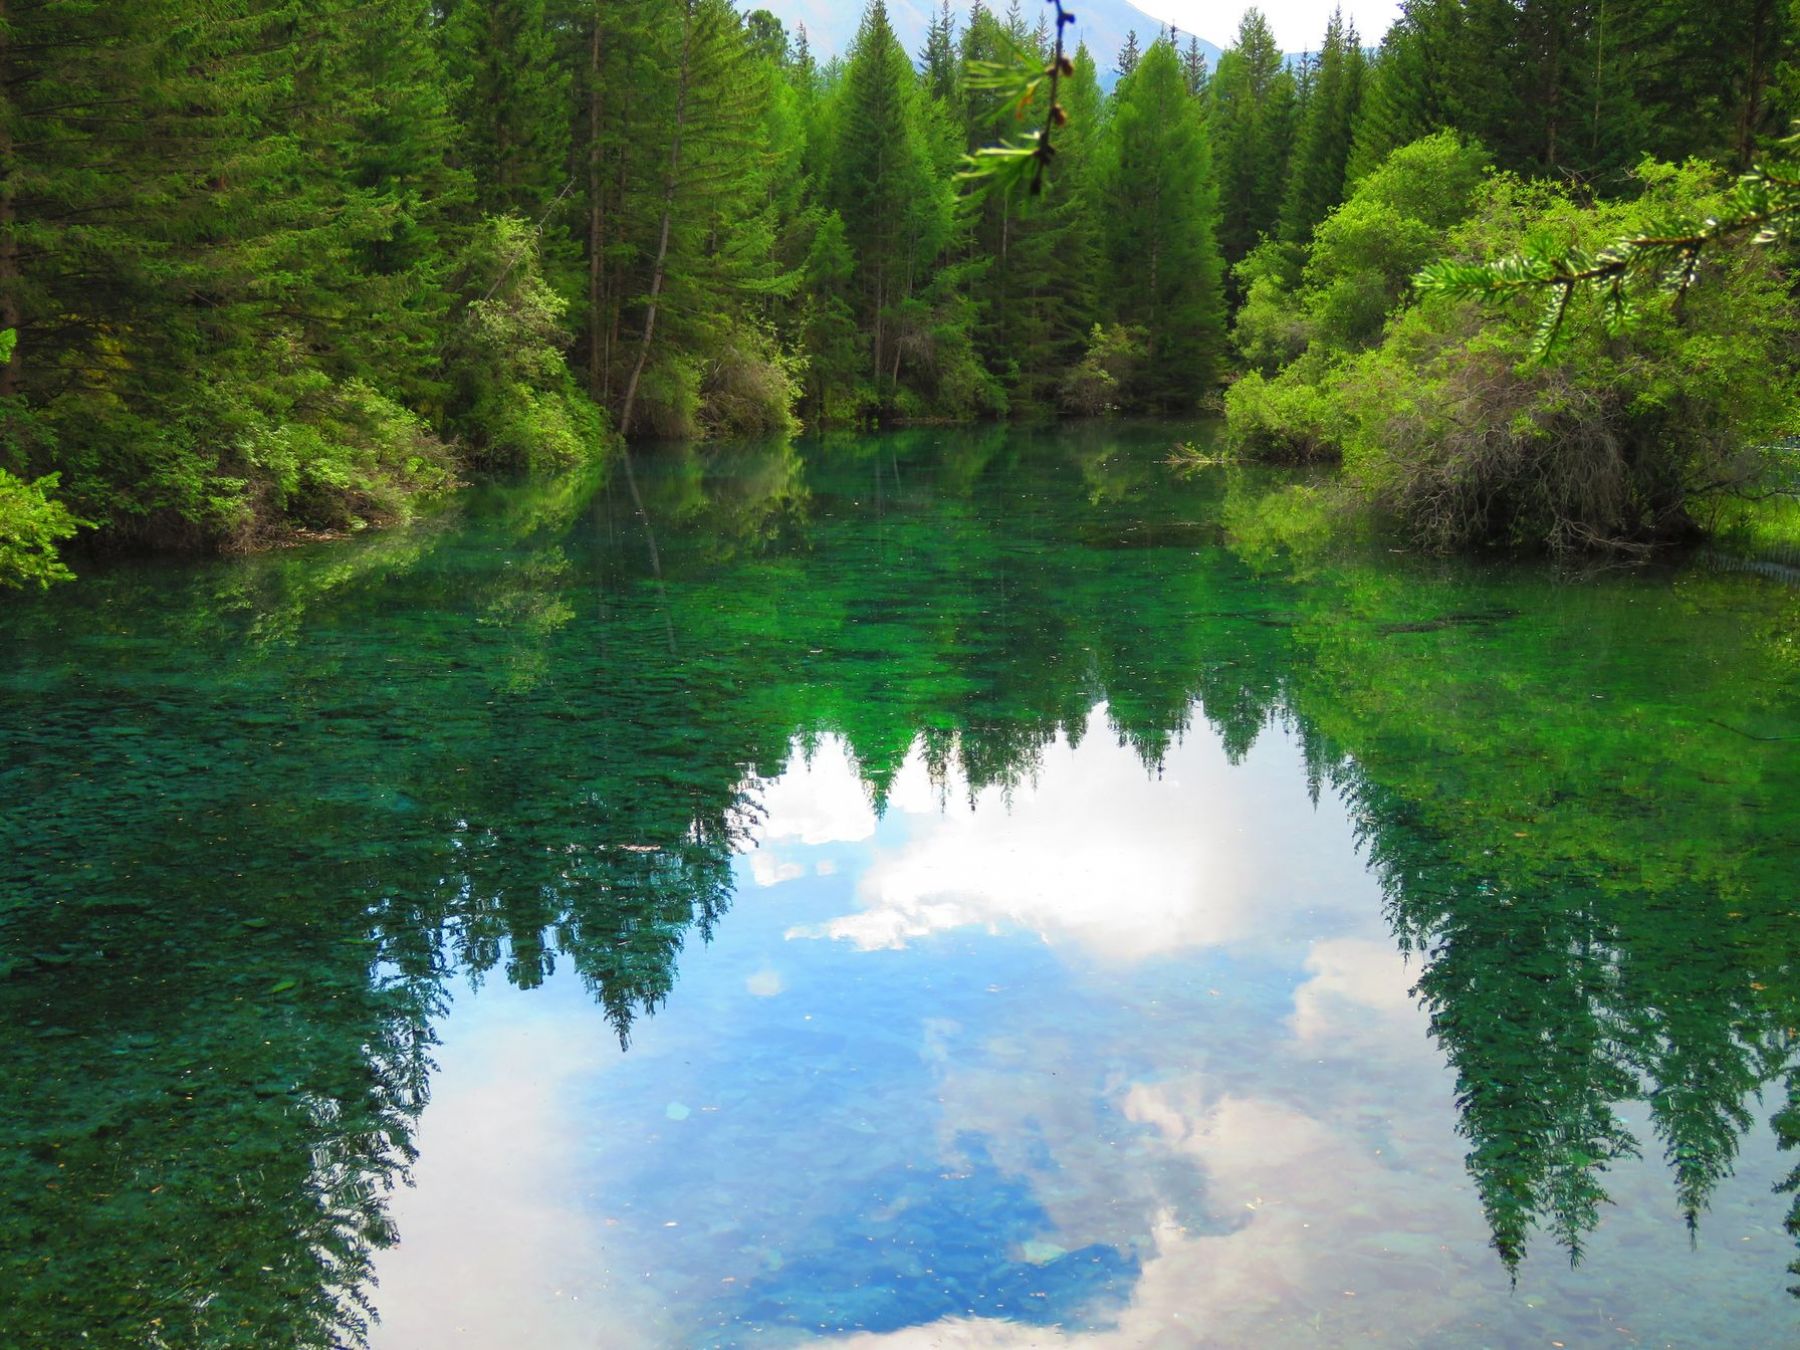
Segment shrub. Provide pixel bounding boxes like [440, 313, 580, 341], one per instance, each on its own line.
[699, 333, 801, 438]
[1226, 139, 1800, 554]
[1231, 243, 1310, 374]
[1222, 355, 1342, 462]
[445, 216, 611, 470]
[1062, 325, 1147, 416]
[1228, 130, 1491, 390]
[0, 469, 83, 588]
[1338, 161, 1800, 553]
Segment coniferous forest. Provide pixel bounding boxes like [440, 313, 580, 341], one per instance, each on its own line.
[1, 0, 1797, 581]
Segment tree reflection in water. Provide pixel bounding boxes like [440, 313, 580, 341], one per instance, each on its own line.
[2, 424, 1796, 1343]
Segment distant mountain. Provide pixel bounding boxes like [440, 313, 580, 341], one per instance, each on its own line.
[758, 0, 1222, 79]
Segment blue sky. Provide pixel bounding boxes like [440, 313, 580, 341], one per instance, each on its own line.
[1140, 1, 1404, 50]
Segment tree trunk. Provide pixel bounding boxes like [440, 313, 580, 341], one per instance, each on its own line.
[605, 143, 630, 398]
[1735, 0, 1774, 168]
[619, 4, 694, 438]
[586, 5, 605, 398]
[0, 0, 19, 400]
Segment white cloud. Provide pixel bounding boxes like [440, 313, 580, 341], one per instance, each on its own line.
[748, 851, 805, 888]
[370, 996, 654, 1347]
[788, 706, 1380, 965]
[742, 735, 878, 848]
[818, 952, 1466, 1350]
[1287, 936, 1420, 1049]
[1141, 1, 1405, 52]
[823, 1073, 1471, 1350]
[745, 968, 785, 998]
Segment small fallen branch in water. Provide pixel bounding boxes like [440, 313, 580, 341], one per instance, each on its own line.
[1165, 441, 1230, 468]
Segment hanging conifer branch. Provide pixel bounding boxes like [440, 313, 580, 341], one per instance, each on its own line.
[1415, 133, 1800, 361]
[959, 0, 1076, 200]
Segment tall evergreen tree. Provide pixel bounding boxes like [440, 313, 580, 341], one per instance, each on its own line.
[1117, 30, 1142, 80]
[1100, 38, 1227, 406]
[921, 2, 961, 104]
[612, 0, 791, 437]
[2, 0, 468, 547]
[1183, 36, 1211, 98]
[831, 1, 948, 391]
[1210, 8, 1299, 274]
[1280, 9, 1368, 244]
[439, 0, 574, 222]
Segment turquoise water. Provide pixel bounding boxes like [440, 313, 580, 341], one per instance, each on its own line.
[2, 423, 1797, 1346]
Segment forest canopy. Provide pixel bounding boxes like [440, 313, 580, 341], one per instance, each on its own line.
[0, 0, 1795, 581]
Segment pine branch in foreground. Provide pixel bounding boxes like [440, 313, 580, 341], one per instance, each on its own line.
[1415, 133, 1800, 361]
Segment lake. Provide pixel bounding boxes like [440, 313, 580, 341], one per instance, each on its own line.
[3, 422, 1797, 1347]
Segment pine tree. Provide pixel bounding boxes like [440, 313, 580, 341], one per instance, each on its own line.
[1345, 11, 1434, 184]
[1117, 30, 1141, 81]
[614, 0, 791, 437]
[1002, 0, 1030, 47]
[988, 34, 1105, 413]
[1, 0, 468, 545]
[1183, 37, 1210, 98]
[831, 1, 946, 391]
[1280, 9, 1367, 244]
[920, 1, 961, 105]
[1210, 8, 1299, 274]
[1342, 0, 1797, 187]
[439, 0, 575, 223]
[798, 211, 860, 419]
[1099, 38, 1227, 406]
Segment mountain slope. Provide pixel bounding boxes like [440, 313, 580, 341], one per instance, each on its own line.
[762, 0, 1221, 75]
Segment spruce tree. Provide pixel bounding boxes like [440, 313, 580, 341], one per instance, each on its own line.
[831, 1, 944, 390]
[1117, 31, 1141, 81]
[439, 0, 575, 223]
[798, 211, 860, 419]
[920, 1, 961, 105]
[1280, 9, 1367, 244]
[1100, 38, 1227, 407]
[1183, 37, 1210, 98]
[614, 0, 791, 437]
[1210, 8, 1299, 273]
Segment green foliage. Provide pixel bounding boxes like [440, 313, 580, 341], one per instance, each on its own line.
[1221, 355, 1341, 462]
[445, 216, 610, 471]
[1278, 9, 1367, 246]
[1209, 9, 1299, 272]
[22, 0, 1789, 567]
[0, 0, 1252, 566]
[699, 333, 803, 439]
[1231, 145, 1800, 552]
[796, 211, 863, 420]
[1062, 324, 1147, 416]
[1100, 39, 1228, 407]
[440, 0, 574, 223]
[829, 2, 967, 411]
[1346, 0, 1800, 185]
[0, 0, 470, 552]
[958, 21, 1068, 202]
[1417, 142, 1800, 360]
[1346, 169, 1800, 552]
[1299, 131, 1494, 353]
[1230, 240, 1309, 373]
[0, 469, 83, 589]
[1227, 131, 1491, 459]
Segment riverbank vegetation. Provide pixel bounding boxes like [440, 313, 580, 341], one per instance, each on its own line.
[1, 0, 1797, 582]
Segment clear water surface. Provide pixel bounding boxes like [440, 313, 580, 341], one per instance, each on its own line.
[3, 423, 1797, 1347]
